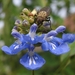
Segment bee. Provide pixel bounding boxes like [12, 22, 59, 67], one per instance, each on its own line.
[28, 7, 51, 30]
[35, 7, 51, 26]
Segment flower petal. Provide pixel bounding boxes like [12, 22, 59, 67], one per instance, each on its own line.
[46, 37, 70, 55]
[11, 32, 25, 43]
[46, 30, 57, 37]
[29, 23, 38, 40]
[24, 34, 44, 44]
[29, 23, 38, 33]
[50, 37, 63, 44]
[41, 41, 49, 51]
[1, 42, 28, 55]
[62, 33, 75, 43]
[11, 31, 20, 37]
[49, 43, 70, 55]
[55, 26, 66, 33]
[20, 53, 45, 70]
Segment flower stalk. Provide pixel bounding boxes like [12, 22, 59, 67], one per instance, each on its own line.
[32, 70, 34, 75]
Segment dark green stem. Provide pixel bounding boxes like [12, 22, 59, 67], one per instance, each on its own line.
[32, 70, 34, 75]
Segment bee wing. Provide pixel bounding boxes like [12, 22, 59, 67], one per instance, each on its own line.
[39, 7, 51, 16]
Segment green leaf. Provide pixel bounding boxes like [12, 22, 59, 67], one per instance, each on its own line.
[69, 42, 75, 56]
[60, 42, 75, 62]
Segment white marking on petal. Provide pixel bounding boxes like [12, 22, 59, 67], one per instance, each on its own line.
[50, 43, 56, 50]
[29, 32, 35, 40]
[29, 58, 32, 65]
[29, 57, 36, 65]
[44, 35, 53, 41]
[14, 45, 19, 49]
[33, 58, 36, 65]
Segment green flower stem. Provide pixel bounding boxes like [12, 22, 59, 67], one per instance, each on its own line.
[32, 70, 34, 75]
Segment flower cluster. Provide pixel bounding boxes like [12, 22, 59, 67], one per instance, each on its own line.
[1, 8, 75, 70]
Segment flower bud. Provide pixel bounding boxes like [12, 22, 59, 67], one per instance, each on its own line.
[13, 26, 17, 30]
[22, 20, 30, 26]
[22, 8, 30, 15]
[29, 17, 34, 23]
[20, 12, 29, 20]
[15, 20, 21, 25]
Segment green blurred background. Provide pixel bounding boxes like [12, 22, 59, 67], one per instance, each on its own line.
[0, 0, 75, 75]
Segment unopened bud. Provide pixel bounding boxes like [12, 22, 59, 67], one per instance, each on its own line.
[29, 17, 34, 23]
[22, 20, 29, 26]
[13, 26, 17, 30]
[15, 19, 21, 25]
[22, 8, 30, 15]
[20, 12, 29, 20]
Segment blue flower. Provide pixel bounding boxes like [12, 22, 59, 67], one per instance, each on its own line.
[1, 40, 28, 55]
[20, 44, 45, 70]
[2, 29, 29, 55]
[1, 23, 45, 70]
[1, 22, 74, 70]
[41, 30, 58, 51]
[41, 30, 70, 55]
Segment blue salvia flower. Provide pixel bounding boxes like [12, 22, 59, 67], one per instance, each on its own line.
[1, 23, 75, 70]
[40, 30, 70, 55]
[40, 30, 58, 51]
[1, 31, 28, 55]
[1, 40, 28, 55]
[1, 23, 45, 70]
